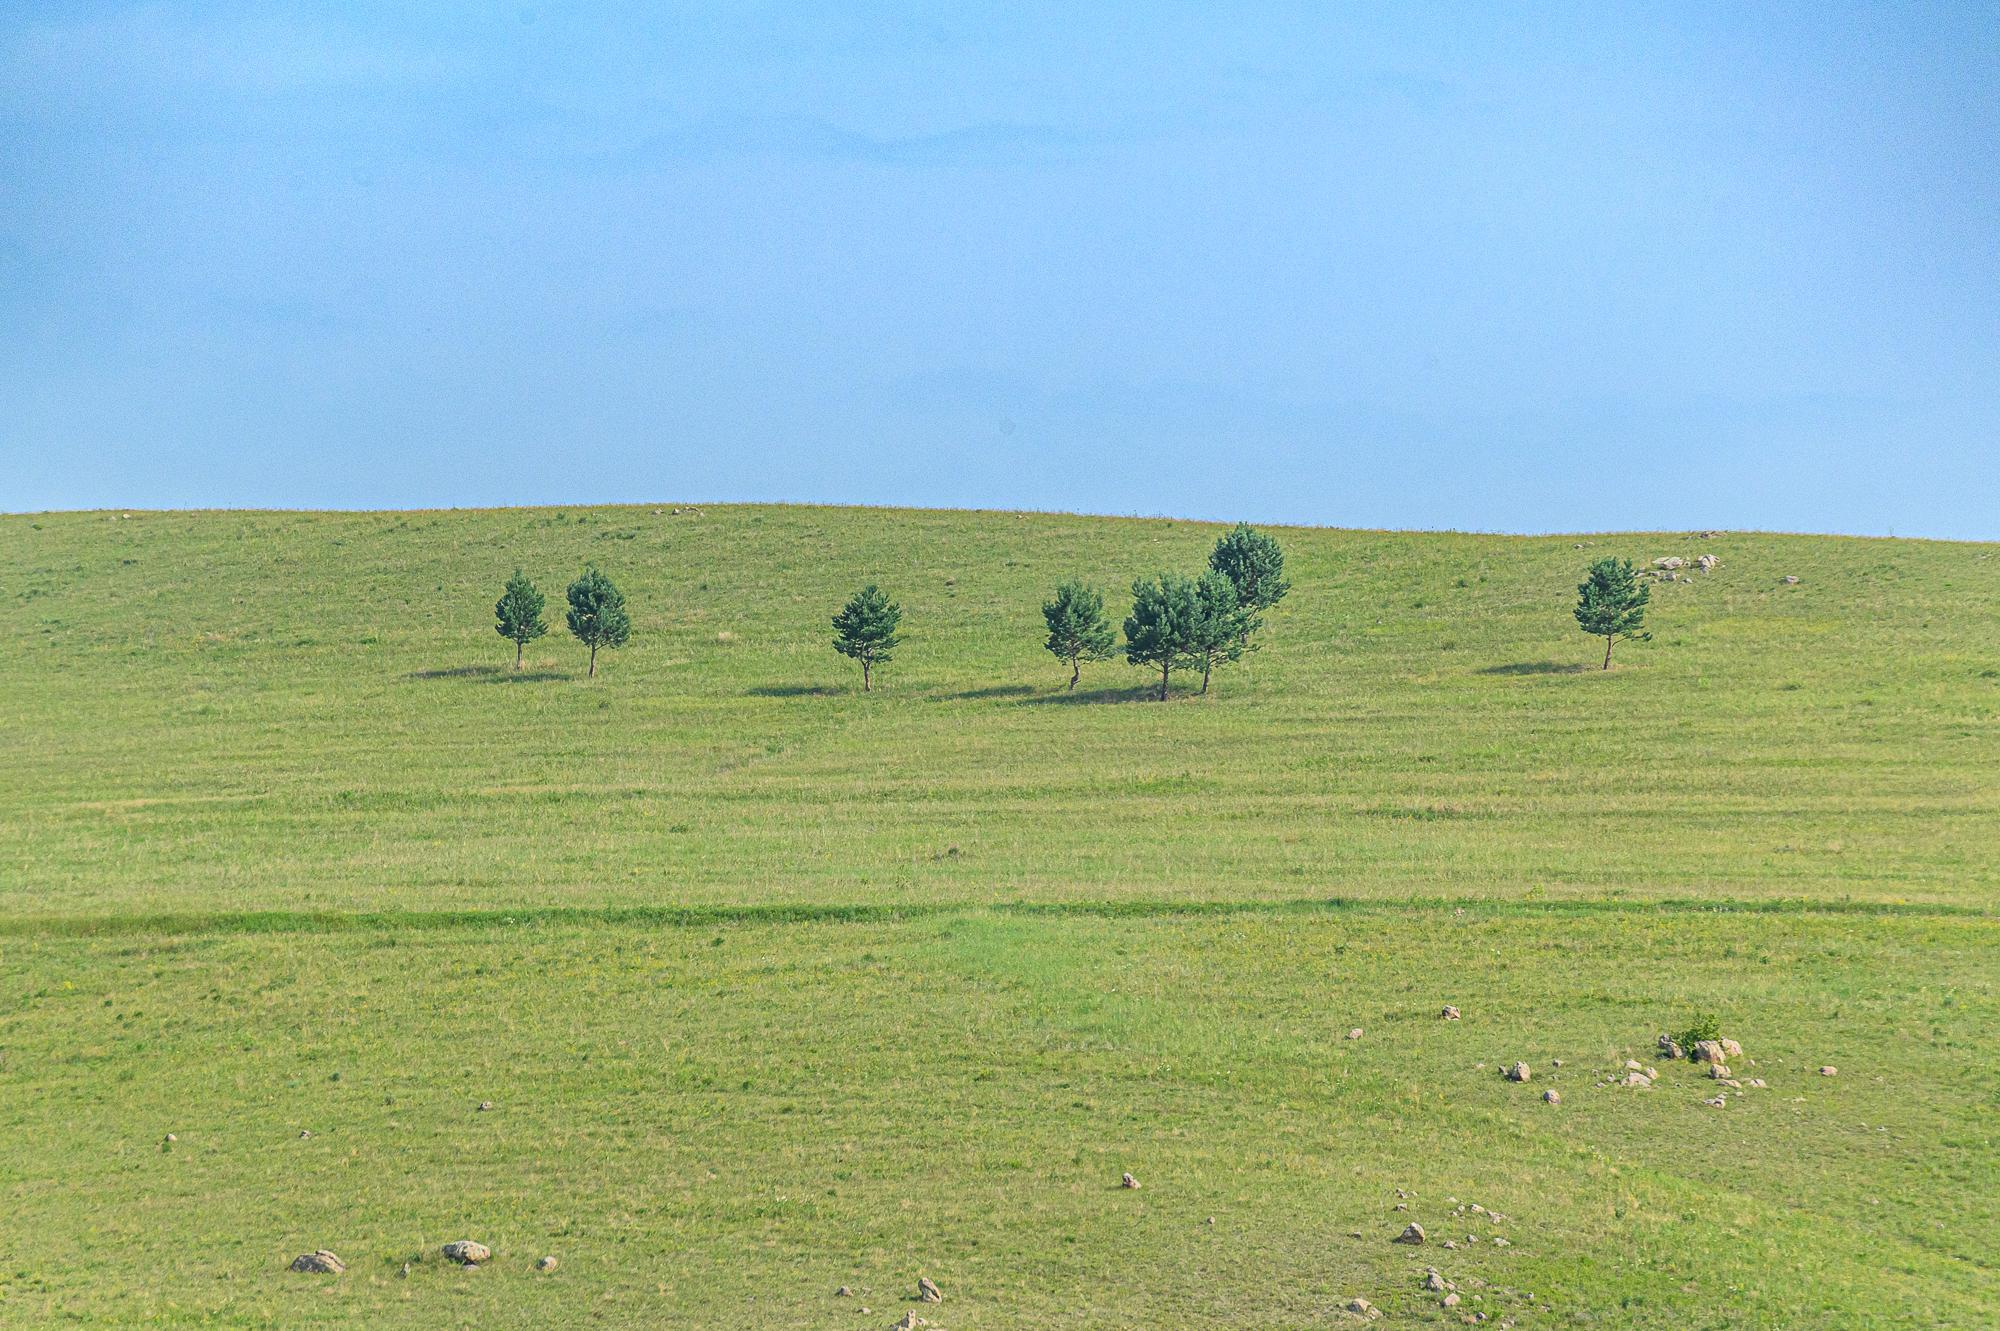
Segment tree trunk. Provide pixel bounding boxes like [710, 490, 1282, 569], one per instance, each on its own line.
[1159, 661, 1170, 701]
[1069, 658, 1080, 690]
[1602, 634, 1614, 670]
[1200, 654, 1213, 695]
[589, 644, 598, 677]
[515, 640, 524, 671]
[862, 658, 871, 692]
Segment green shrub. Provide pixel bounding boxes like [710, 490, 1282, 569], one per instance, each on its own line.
[1678, 1011, 1723, 1050]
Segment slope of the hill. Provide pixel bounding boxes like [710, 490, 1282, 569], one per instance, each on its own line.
[2, 504, 1996, 918]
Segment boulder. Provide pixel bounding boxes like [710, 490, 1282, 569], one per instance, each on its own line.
[1622, 1071, 1652, 1087]
[1121, 1172, 1140, 1189]
[441, 1240, 490, 1266]
[1657, 1035, 1684, 1060]
[289, 1250, 345, 1275]
[1691, 1040, 1726, 1064]
[1719, 1038, 1743, 1059]
[1782, 575, 1801, 585]
[1542, 1089, 1561, 1105]
[1394, 1222, 1427, 1245]
[1819, 1065, 1837, 1077]
[1347, 1028, 1364, 1040]
[1504, 1062, 1530, 1082]
[1441, 1005, 1461, 1020]
[1345, 1296, 1383, 1319]
[918, 1276, 943, 1303]
[538, 1256, 559, 1272]
[1653, 556, 1686, 570]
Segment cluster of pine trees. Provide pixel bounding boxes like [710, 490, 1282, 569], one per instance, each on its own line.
[1042, 522, 1290, 700]
[492, 528, 1656, 691]
[493, 565, 629, 677]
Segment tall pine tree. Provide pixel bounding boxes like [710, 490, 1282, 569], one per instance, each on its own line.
[1208, 522, 1290, 645]
[1041, 579, 1117, 689]
[1574, 557, 1650, 669]
[493, 569, 547, 670]
[1184, 569, 1252, 695]
[1124, 573, 1200, 701]
[832, 584, 901, 691]
[565, 565, 631, 677]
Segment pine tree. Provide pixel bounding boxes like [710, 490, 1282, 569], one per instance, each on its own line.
[1124, 573, 1200, 701]
[1208, 522, 1290, 644]
[1574, 557, 1651, 670]
[1184, 569, 1252, 695]
[832, 584, 901, 691]
[1041, 579, 1117, 689]
[493, 569, 547, 670]
[565, 565, 630, 677]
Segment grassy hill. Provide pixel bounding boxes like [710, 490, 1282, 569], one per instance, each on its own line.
[4, 504, 1997, 918]
[1, 504, 1996, 1328]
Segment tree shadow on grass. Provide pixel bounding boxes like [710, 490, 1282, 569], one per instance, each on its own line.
[747, 683, 845, 698]
[405, 664, 571, 683]
[942, 683, 1039, 700]
[1018, 683, 1163, 705]
[1477, 661, 1588, 676]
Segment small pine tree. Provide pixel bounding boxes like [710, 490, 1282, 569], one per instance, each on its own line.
[1124, 572, 1200, 701]
[493, 569, 547, 670]
[832, 584, 901, 691]
[1208, 522, 1290, 644]
[1042, 579, 1117, 689]
[1184, 569, 1252, 695]
[565, 565, 631, 677]
[1574, 557, 1651, 670]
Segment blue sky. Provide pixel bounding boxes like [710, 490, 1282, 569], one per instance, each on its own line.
[3, 3, 1996, 536]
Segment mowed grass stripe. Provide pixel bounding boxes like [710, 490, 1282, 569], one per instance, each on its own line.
[2, 893, 1989, 940]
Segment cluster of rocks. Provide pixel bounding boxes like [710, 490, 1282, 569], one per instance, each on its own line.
[290, 1238, 557, 1277]
[1651, 553, 1720, 583]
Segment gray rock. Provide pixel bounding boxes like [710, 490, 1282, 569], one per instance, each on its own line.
[1504, 1062, 1530, 1082]
[1542, 1089, 1561, 1105]
[441, 1240, 490, 1266]
[538, 1255, 559, 1272]
[1719, 1038, 1743, 1059]
[1441, 1005, 1461, 1020]
[1696, 554, 1719, 572]
[1653, 556, 1687, 570]
[1121, 1171, 1140, 1189]
[1709, 1063, 1732, 1080]
[1819, 1065, 1837, 1076]
[1782, 575, 1801, 584]
[289, 1250, 345, 1275]
[1622, 1071, 1652, 1087]
[1691, 1040, 1726, 1064]
[1425, 1271, 1447, 1292]
[1345, 1296, 1383, 1319]
[1394, 1222, 1427, 1245]
[918, 1275, 943, 1303]
[1347, 1028, 1364, 1040]
[1443, 1292, 1462, 1307]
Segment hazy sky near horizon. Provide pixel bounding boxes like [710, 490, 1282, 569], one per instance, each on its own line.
[4, 4, 1997, 536]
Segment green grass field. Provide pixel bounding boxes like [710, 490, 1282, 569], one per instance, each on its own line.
[2, 504, 1996, 1328]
